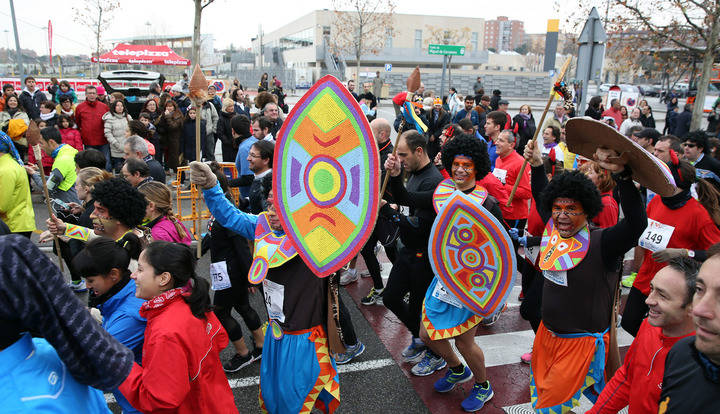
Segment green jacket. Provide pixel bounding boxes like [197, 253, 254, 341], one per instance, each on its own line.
[51, 144, 79, 192]
[0, 153, 35, 232]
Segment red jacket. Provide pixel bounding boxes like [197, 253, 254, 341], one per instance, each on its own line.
[588, 320, 694, 414]
[59, 128, 84, 151]
[74, 100, 108, 146]
[119, 289, 237, 414]
[591, 192, 618, 229]
[493, 150, 531, 221]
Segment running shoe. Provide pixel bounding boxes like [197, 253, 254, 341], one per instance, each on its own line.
[335, 341, 366, 365]
[223, 352, 253, 373]
[621, 272, 637, 288]
[461, 381, 494, 412]
[361, 287, 384, 305]
[521, 351, 532, 364]
[69, 280, 88, 293]
[411, 351, 446, 376]
[481, 309, 502, 327]
[339, 268, 359, 285]
[251, 347, 263, 362]
[434, 366, 473, 392]
[401, 337, 427, 363]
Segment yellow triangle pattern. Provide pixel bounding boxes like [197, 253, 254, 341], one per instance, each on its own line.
[421, 302, 483, 340]
[297, 329, 340, 413]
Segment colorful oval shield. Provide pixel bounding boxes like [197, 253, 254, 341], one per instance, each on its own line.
[428, 191, 517, 317]
[273, 75, 380, 278]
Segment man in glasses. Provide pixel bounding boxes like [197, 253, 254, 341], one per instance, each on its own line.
[522, 138, 646, 414]
[682, 130, 720, 191]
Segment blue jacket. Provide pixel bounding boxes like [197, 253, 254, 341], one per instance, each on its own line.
[453, 108, 480, 127]
[235, 136, 259, 198]
[99, 279, 146, 414]
[0, 332, 111, 413]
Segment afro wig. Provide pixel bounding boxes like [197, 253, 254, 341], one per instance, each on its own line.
[441, 134, 491, 180]
[540, 170, 603, 219]
[91, 177, 148, 228]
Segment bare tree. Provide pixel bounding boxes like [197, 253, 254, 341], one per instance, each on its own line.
[192, 0, 215, 67]
[610, 0, 720, 129]
[329, 0, 395, 81]
[72, 0, 120, 75]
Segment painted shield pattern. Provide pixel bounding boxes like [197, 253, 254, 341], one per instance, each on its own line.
[428, 191, 517, 317]
[273, 75, 380, 278]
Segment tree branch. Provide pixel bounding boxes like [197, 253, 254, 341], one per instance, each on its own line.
[201, 0, 214, 9]
[673, 0, 707, 42]
[614, 0, 705, 52]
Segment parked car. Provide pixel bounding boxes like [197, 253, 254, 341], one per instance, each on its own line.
[97, 70, 165, 119]
[638, 84, 660, 97]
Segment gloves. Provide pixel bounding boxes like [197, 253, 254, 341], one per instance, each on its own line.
[189, 161, 217, 190]
[508, 228, 519, 241]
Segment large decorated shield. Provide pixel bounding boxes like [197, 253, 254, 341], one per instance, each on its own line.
[273, 75, 380, 278]
[428, 191, 517, 317]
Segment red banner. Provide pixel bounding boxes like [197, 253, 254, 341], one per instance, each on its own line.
[91, 43, 191, 66]
[48, 20, 53, 66]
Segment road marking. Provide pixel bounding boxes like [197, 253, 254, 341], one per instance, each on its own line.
[104, 357, 395, 403]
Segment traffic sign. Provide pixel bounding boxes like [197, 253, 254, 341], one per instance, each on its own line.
[428, 44, 465, 56]
[385, 63, 392, 72]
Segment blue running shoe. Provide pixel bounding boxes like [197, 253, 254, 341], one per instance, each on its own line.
[401, 337, 426, 363]
[335, 341, 365, 365]
[461, 381, 494, 412]
[411, 351, 447, 376]
[434, 366, 473, 392]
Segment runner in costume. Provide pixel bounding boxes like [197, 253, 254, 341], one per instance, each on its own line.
[522, 139, 646, 413]
[419, 135, 508, 411]
[189, 161, 339, 414]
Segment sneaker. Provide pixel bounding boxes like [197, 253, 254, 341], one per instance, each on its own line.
[461, 382, 494, 412]
[361, 287, 384, 305]
[339, 268, 359, 285]
[360, 269, 372, 278]
[401, 337, 427, 363]
[69, 280, 88, 293]
[481, 309, 502, 327]
[335, 341, 366, 365]
[411, 351, 447, 376]
[223, 352, 253, 373]
[621, 272, 637, 288]
[251, 347, 263, 362]
[520, 351, 532, 364]
[434, 366, 473, 392]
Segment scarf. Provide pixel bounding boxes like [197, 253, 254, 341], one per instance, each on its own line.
[140, 282, 193, 313]
[6, 107, 18, 117]
[518, 113, 531, 121]
[0, 131, 22, 165]
[0, 235, 134, 391]
[40, 112, 55, 121]
[661, 188, 692, 209]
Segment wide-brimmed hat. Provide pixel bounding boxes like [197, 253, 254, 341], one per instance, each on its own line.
[565, 117, 676, 197]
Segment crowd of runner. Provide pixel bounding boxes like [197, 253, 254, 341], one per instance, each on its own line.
[1, 72, 719, 413]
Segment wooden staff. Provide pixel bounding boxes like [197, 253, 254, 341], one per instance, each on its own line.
[379, 66, 421, 198]
[27, 121, 64, 271]
[506, 57, 572, 207]
[189, 64, 208, 258]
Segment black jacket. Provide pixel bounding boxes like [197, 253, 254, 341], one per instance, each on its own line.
[19, 89, 48, 120]
[673, 109, 692, 138]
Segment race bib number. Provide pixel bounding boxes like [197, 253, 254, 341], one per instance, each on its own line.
[210, 261, 231, 291]
[525, 244, 540, 266]
[639, 219, 674, 253]
[493, 168, 508, 184]
[543, 269, 568, 287]
[432, 280, 463, 308]
[263, 279, 286, 323]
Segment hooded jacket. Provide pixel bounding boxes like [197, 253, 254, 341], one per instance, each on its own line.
[0, 153, 35, 232]
[588, 320, 693, 414]
[75, 99, 109, 146]
[118, 290, 238, 414]
[103, 111, 132, 158]
[19, 88, 48, 120]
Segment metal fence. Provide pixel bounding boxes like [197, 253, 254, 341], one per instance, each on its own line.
[231, 68, 296, 91]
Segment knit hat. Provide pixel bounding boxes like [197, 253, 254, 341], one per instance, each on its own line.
[95, 85, 106, 95]
[423, 97, 434, 110]
[7, 118, 28, 139]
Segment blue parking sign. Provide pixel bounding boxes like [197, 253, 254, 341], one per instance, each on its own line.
[385, 63, 392, 72]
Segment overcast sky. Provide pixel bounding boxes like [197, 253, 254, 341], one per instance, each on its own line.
[3, 0, 577, 56]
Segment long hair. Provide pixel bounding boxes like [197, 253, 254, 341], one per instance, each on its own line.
[143, 241, 211, 319]
[579, 161, 616, 193]
[137, 181, 188, 239]
[696, 178, 720, 227]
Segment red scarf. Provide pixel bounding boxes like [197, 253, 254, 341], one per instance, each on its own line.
[140, 283, 192, 312]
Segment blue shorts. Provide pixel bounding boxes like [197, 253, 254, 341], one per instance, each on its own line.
[422, 278, 482, 340]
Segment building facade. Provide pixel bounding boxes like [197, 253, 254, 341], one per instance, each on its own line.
[484, 16, 525, 52]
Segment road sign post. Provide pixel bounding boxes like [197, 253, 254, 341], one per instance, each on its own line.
[429, 44, 465, 104]
[576, 7, 607, 116]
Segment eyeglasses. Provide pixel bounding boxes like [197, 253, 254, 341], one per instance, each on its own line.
[682, 143, 697, 148]
[551, 206, 585, 216]
[248, 152, 262, 158]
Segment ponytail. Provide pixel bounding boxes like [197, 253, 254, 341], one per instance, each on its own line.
[696, 178, 720, 227]
[168, 211, 188, 240]
[143, 241, 211, 319]
[138, 181, 188, 240]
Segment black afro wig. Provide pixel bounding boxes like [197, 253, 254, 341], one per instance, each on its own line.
[441, 134, 491, 180]
[540, 170, 603, 219]
[91, 177, 148, 228]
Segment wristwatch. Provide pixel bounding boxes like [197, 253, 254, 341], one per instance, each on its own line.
[686, 249, 696, 258]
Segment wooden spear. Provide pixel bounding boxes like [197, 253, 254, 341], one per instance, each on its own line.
[379, 66, 421, 198]
[27, 121, 64, 271]
[506, 57, 572, 207]
[188, 64, 209, 258]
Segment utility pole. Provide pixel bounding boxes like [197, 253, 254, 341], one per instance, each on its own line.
[9, 0, 24, 82]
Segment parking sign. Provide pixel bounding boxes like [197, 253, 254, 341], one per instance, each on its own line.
[385, 63, 392, 72]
